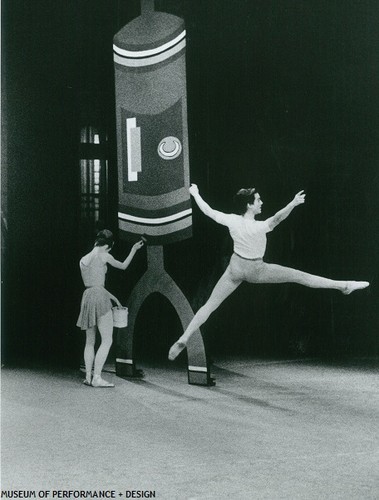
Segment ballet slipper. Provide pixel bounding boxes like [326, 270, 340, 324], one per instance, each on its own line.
[91, 375, 115, 388]
[168, 341, 186, 361]
[83, 379, 92, 386]
[342, 281, 370, 295]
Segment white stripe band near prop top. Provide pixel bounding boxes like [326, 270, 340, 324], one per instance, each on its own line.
[114, 39, 186, 68]
[118, 208, 192, 225]
[113, 30, 186, 58]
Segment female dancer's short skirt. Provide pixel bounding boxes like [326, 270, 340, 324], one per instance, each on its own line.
[76, 286, 113, 330]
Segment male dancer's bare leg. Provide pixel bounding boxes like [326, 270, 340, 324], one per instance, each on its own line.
[168, 267, 242, 360]
[169, 262, 369, 361]
[253, 263, 369, 294]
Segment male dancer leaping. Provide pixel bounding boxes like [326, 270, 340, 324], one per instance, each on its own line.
[169, 184, 369, 360]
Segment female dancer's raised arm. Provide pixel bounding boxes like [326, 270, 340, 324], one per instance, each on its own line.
[104, 240, 144, 270]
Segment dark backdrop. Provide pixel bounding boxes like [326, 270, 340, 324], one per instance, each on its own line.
[2, 0, 379, 367]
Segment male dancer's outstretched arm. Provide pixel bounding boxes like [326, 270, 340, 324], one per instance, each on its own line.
[189, 184, 226, 223]
[266, 190, 306, 230]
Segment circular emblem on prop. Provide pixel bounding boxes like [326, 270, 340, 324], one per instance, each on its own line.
[158, 136, 182, 160]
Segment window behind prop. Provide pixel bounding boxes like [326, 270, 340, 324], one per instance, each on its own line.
[79, 126, 109, 240]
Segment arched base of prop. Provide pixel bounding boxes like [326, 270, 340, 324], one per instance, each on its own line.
[115, 246, 215, 386]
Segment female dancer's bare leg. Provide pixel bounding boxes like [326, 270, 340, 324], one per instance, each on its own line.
[92, 310, 115, 387]
[84, 327, 96, 384]
[168, 267, 242, 360]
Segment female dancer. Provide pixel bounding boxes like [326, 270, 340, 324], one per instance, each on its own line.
[77, 230, 144, 387]
[169, 185, 369, 360]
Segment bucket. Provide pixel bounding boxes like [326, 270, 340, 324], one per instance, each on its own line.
[112, 306, 128, 328]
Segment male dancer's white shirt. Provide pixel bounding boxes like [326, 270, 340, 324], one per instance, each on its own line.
[213, 212, 272, 259]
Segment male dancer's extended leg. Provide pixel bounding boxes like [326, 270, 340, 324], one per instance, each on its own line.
[168, 267, 242, 360]
[252, 263, 369, 294]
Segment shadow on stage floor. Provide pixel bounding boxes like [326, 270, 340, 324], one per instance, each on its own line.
[1, 356, 378, 498]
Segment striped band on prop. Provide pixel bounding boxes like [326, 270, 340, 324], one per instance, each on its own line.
[118, 208, 192, 225]
[188, 366, 208, 373]
[115, 358, 133, 365]
[113, 30, 186, 68]
[118, 211, 192, 236]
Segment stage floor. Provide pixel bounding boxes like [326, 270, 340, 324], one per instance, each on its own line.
[1, 357, 379, 499]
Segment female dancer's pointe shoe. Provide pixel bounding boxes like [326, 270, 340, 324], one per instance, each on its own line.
[91, 375, 115, 388]
[168, 342, 186, 361]
[342, 281, 370, 295]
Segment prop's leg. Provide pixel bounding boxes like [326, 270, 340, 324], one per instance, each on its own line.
[157, 272, 214, 385]
[116, 246, 214, 386]
[116, 272, 156, 379]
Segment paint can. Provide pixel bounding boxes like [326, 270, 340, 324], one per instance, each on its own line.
[112, 306, 129, 328]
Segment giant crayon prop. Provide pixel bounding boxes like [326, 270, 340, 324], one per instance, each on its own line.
[114, 0, 191, 245]
[114, 0, 214, 386]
